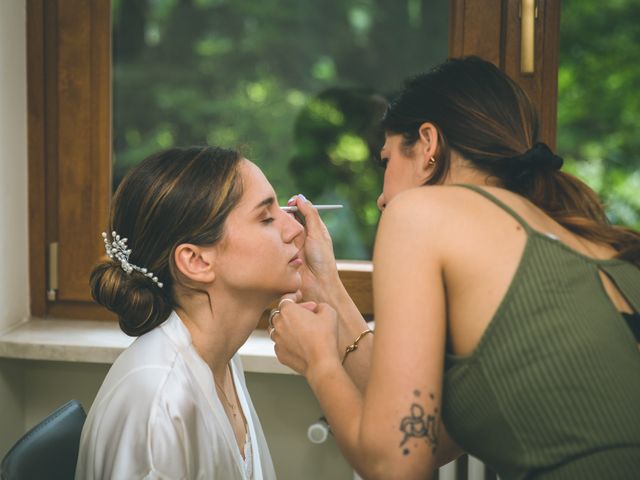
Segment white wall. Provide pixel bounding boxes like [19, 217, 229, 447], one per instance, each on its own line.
[0, 2, 353, 477]
[0, 0, 29, 457]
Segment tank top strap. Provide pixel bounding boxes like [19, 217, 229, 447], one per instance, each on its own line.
[453, 184, 534, 233]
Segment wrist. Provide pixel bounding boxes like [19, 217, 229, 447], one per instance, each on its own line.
[306, 356, 342, 387]
[341, 329, 373, 362]
[330, 288, 370, 347]
[324, 275, 350, 305]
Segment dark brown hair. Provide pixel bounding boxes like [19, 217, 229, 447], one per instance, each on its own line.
[90, 146, 243, 336]
[382, 56, 640, 265]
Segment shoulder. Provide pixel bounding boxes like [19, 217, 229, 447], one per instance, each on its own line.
[377, 186, 478, 247]
[89, 326, 191, 419]
[103, 329, 177, 389]
[382, 185, 478, 223]
[79, 360, 181, 475]
[80, 329, 218, 477]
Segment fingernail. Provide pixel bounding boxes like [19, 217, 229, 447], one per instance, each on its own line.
[298, 193, 308, 202]
[287, 195, 296, 205]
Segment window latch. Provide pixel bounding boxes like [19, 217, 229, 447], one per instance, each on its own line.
[47, 242, 59, 301]
[519, 0, 539, 74]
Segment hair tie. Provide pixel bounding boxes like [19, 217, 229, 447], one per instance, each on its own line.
[518, 142, 563, 171]
[500, 142, 563, 186]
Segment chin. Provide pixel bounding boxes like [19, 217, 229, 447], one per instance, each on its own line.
[278, 273, 301, 296]
[292, 271, 302, 289]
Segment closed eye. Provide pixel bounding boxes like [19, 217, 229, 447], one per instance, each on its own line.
[379, 158, 389, 169]
[261, 217, 275, 224]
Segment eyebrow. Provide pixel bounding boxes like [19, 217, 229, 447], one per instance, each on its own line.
[253, 196, 276, 211]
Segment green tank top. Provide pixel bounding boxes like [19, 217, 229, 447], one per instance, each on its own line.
[442, 185, 640, 479]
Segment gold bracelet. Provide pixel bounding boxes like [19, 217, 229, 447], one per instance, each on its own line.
[341, 329, 374, 365]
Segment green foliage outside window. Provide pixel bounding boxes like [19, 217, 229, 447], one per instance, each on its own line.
[112, 0, 448, 260]
[558, 0, 640, 229]
[112, 0, 638, 262]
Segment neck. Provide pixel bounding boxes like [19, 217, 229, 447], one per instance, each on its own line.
[444, 151, 501, 187]
[176, 286, 273, 382]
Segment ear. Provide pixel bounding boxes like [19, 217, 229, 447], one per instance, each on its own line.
[416, 122, 439, 179]
[174, 243, 216, 284]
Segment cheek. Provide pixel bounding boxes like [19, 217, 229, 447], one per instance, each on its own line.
[217, 231, 255, 267]
[383, 165, 394, 189]
[230, 236, 269, 261]
[385, 158, 420, 198]
[382, 164, 403, 202]
[225, 228, 282, 265]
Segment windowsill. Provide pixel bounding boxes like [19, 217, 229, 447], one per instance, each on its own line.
[0, 318, 295, 375]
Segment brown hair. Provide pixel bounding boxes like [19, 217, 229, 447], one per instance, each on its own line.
[381, 56, 640, 266]
[90, 146, 243, 336]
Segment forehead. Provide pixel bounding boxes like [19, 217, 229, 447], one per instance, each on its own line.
[381, 133, 404, 152]
[237, 159, 275, 205]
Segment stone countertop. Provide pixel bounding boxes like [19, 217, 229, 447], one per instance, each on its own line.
[0, 318, 295, 375]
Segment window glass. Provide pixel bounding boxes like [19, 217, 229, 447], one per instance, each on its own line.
[557, 0, 640, 229]
[112, 0, 449, 259]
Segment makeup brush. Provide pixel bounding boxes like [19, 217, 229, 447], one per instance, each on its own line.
[280, 204, 343, 213]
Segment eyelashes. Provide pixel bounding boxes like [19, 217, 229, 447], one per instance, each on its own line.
[379, 158, 389, 169]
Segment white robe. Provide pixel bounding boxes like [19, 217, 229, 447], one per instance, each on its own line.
[75, 311, 276, 480]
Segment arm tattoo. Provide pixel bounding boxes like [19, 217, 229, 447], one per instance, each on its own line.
[399, 390, 439, 456]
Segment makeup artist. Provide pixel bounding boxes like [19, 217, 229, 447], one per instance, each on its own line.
[270, 56, 640, 479]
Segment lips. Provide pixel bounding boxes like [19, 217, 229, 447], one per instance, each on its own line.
[289, 251, 303, 265]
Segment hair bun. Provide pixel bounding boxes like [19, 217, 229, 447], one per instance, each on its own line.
[90, 262, 172, 336]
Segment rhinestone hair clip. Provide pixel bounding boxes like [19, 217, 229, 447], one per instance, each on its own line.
[102, 231, 163, 288]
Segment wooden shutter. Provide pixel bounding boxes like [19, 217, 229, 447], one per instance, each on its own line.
[449, 0, 561, 148]
[28, 0, 112, 319]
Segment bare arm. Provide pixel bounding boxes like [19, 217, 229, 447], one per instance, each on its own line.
[325, 281, 373, 391]
[274, 189, 463, 479]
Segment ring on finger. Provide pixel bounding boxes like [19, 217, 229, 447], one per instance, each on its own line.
[278, 298, 295, 309]
[268, 309, 281, 328]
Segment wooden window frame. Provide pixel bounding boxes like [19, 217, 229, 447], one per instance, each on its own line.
[27, 0, 559, 322]
[450, 0, 561, 148]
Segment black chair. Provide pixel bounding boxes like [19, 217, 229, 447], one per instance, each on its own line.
[1, 400, 86, 480]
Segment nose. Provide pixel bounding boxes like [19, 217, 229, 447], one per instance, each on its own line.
[282, 210, 304, 243]
[376, 192, 386, 211]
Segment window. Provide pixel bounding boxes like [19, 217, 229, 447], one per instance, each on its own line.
[28, 0, 561, 319]
[111, 0, 449, 260]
